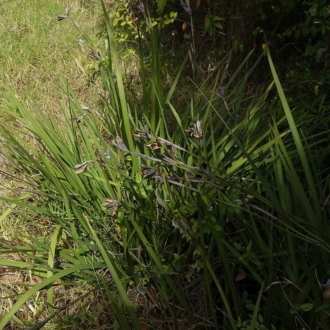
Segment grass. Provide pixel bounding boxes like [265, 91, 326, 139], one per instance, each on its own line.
[0, 0, 100, 117]
[1, 1, 330, 329]
[0, 0, 112, 328]
[0, 0, 100, 209]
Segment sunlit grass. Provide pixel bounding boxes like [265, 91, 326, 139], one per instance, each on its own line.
[0, 0, 111, 328]
[0, 0, 102, 199]
[0, 0, 101, 115]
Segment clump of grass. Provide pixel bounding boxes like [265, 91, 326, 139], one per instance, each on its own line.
[1, 1, 330, 329]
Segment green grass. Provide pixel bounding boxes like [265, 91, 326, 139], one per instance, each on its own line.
[1, 1, 330, 329]
[0, 1, 111, 328]
[0, 0, 100, 114]
[0, 0, 102, 201]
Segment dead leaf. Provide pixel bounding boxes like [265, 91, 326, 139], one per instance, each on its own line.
[74, 114, 86, 123]
[102, 199, 120, 216]
[324, 287, 330, 299]
[186, 120, 203, 138]
[157, 137, 186, 151]
[102, 199, 120, 208]
[139, 165, 156, 178]
[111, 136, 129, 152]
[139, 322, 149, 330]
[194, 120, 203, 138]
[147, 286, 157, 303]
[137, 244, 142, 260]
[133, 129, 153, 139]
[81, 105, 91, 112]
[235, 271, 246, 282]
[74, 161, 92, 174]
[146, 141, 161, 150]
[57, 15, 67, 21]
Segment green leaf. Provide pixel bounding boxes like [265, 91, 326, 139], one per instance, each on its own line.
[246, 304, 256, 311]
[316, 51, 323, 63]
[158, 0, 166, 11]
[170, 11, 178, 19]
[47, 225, 61, 315]
[300, 303, 313, 312]
[204, 16, 211, 35]
[246, 241, 253, 253]
[250, 283, 264, 328]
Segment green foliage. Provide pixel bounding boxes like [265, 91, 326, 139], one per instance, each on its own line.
[0, 0, 99, 108]
[111, 1, 139, 42]
[105, 0, 330, 98]
[1, 1, 330, 329]
[204, 15, 223, 36]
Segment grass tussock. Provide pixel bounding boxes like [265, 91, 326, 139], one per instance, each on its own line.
[0, 1, 330, 329]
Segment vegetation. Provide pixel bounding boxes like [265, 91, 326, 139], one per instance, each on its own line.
[0, 0, 329, 329]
